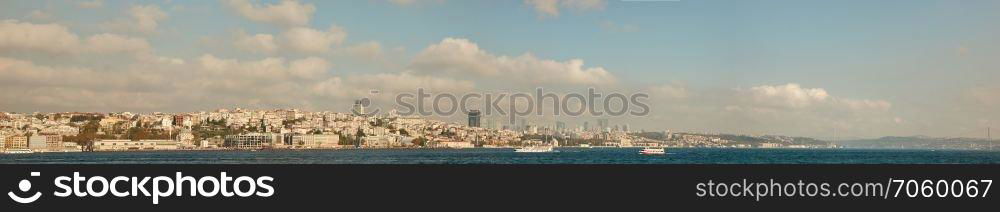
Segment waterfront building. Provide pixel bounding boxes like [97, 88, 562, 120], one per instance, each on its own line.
[361, 134, 399, 148]
[760, 143, 782, 148]
[4, 135, 27, 150]
[290, 134, 341, 148]
[224, 133, 280, 149]
[28, 135, 47, 151]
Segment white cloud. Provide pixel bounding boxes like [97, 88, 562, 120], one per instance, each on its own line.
[0, 57, 171, 95]
[839, 99, 892, 111]
[410, 38, 616, 86]
[350, 72, 475, 94]
[311, 72, 475, 101]
[233, 31, 278, 54]
[747, 83, 829, 108]
[648, 83, 689, 99]
[223, 0, 315, 27]
[77, 0, 104, 9]
[337, 41, 385, 61]
[102, 5, 168, 34]
[149, 56, 186, 65]
[288, 57, 330, 79]
[192, 54, 474, 109]
[199, 54, 322, 80]
[280, 25, 347, 53]
[524, 0, 606, 17]
[0, 20, 155, 56]
[741, 83, 890, 111]
[0, 20, 81, 54]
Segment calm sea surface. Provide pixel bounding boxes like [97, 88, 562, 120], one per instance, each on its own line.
[1, 148, 998, 164]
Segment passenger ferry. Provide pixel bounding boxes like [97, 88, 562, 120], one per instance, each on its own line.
[515, 137, 559, 153]
[2, 149, 34, 154]
[514, 146, 554, 153]
[640, 147, 665, 155]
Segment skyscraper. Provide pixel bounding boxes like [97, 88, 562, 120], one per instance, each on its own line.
[468, 110, 481, 128]
[597, 118, 609, 132]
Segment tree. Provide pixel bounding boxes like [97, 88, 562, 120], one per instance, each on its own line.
[412, 137, 427, 147]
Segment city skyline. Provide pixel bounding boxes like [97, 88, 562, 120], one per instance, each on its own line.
[1, 0, 999, 138]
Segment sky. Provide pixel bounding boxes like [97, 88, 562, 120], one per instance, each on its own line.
[1, 0, 998, 139]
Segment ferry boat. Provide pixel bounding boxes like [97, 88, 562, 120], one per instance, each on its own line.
[515, 146, 554, 153]
[515, 136, 559, 153]
[579, 144, 592, 148]
[2, 149, 34, 154]
[640, 147, 665, 155]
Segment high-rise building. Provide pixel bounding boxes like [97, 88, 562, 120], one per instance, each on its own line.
[173, 115, 186, 127]
[482, 116, 502, 130]
[468, 110, 481, 128]
[555, 121, 566, 131]
[597, 118, 609, 132]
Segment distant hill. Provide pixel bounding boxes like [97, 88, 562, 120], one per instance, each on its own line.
[833, 136, 993, 150]
[632, 131, 831, 146]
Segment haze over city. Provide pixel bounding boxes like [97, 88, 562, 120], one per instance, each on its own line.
[1, 0, 998, 139]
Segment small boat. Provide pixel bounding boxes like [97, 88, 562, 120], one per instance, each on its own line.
[579, 144, 592, 148]
[640, 147, 665, 155]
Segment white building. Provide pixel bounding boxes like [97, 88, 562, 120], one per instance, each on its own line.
[290, 134, 341, 148]
[436, 141, 474, 149]
[224, 133, 280, 149]
[760, 143, 782, 148]
[93, 140, 179, 151]
[28, 135, 47, 151]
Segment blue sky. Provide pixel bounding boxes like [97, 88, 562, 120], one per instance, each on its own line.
[1, 0, 998, 138]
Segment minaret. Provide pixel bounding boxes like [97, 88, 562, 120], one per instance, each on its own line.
[259, 114, 268, 133]
[352, 100, 365, 116]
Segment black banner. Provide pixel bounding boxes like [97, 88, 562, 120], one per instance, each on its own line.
[1, 165, 997, 211]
